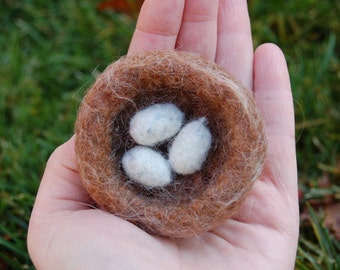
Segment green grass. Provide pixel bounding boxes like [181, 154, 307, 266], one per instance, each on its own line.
[0, 0, 339, 269]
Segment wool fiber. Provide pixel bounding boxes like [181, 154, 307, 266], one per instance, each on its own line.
[122, 146, 172, 187]
[129, 103, 184, 146]
[169, 118, 212, 175]
[75, 50, 267, 238]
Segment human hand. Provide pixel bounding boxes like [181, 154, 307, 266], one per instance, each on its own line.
[28, 0, 299, 269]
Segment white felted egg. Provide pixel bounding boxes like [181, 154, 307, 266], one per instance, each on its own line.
[122, 146, 172, 187]
[129, 103, 184, 146]
[169, 118, 212, 175]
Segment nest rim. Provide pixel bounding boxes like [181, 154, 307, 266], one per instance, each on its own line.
[75, 50, 267, 238]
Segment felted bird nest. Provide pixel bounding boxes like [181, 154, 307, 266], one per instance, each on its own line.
[75, 50, 267, 238]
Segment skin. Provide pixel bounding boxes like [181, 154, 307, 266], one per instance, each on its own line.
[27, 0, 299, 269]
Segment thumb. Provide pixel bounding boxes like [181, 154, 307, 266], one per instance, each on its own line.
[31, 136, 91, 215]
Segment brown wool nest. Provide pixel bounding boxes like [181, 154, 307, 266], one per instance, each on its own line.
[75, 50, 267, 238]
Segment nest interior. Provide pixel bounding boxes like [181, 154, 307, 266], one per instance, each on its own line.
[75, 51, 267, 238]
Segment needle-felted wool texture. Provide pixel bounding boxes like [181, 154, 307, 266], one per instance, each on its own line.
[75, 50, 267, 238]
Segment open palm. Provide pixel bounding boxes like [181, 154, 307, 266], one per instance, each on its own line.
[28, 0, 299, 269]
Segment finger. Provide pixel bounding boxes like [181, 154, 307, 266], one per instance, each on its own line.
[128, 0, 185, 54]
[216, 0, 253, 90]
[175, 0, 219, 60]
[254, 43, 297, 196]
[31, 136, 91, 215]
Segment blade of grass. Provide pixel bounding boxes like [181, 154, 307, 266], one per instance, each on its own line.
[314, 33, 336, 87]
[307, 204, 340, 269]
[297, 242, 323, 270]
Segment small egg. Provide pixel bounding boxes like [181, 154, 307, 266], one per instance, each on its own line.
[129, 103, 184, 146]
[169, 118, 212, 175]
[122, 146, 172, 187]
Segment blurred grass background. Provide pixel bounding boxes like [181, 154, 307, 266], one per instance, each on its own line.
[0, 0, 339, 269]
